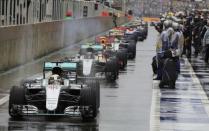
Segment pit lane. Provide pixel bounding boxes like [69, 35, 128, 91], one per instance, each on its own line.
[0, 26, 158, 131]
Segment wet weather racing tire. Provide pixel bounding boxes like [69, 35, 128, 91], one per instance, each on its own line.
[86, 80, 100, 109]
[9, 86, 26, 118]
[128, 43, 136, 59]
[80, 81, 99, 120]
[105, 60, 119, 81]
[116, 50, 127, 69]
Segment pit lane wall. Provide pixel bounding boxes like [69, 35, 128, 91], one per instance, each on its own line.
[0, 16, 128, 71]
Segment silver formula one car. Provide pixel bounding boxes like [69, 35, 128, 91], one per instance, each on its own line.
[9, 62, 100, 120]
[70, 43, 120, 81]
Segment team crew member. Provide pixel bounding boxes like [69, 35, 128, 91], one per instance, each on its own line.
[166, 20, 174, 45]
[178, 24, 185, 57]
[192, 15, 204, 57]
[171, 22, 181, 74]
[183, 17, 192, 58]
[154, 20, 170, 80]
[202, 20, 209, 63]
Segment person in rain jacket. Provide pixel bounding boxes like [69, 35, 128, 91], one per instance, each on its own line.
[178, 24, 185, 56]
[160, 20, 171, 55]
[166, 20, 174, 45]
[202, 20, 209, 63]
[154, 20, 171, 80]
[171, 22, 181, 74]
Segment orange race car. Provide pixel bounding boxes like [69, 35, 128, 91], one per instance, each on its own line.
[96, 36, 115, 46]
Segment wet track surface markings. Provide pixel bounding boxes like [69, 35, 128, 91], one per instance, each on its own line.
[190, 57, 209, 98]
[151, 57, 209, 131]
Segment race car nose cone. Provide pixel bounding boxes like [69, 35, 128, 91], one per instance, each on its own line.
[46, 85, 61, 111]
[46, 101, 57, 111]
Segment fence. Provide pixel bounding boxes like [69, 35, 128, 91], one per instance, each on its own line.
[0, 0, 124, 27]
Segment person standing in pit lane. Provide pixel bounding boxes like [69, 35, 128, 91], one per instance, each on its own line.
[200, 18, 208, 41]
[202, 19, 209, 63]
[161, 20, 173, 53]
[166, 20, 174, 46]
[192, 15, 204, 57]
[154, 20, 171, 80]
[170, 22, 181, 74]
[179, 24, 185, 57]
[183, 16, 192, 58]
[155, 18, 165, 34]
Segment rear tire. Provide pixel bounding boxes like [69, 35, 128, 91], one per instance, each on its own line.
[117, 50, 127, 69]
[105, 60, 118, 81]
[128, 43, 136, 59]
[9, 86, 26, 118]
[80, 84, 98, 120]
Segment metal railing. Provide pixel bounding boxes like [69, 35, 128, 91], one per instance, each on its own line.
[0, 0, 124, 27]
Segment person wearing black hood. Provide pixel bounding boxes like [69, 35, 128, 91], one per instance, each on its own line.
[155, 18, 165, 34]
[183, 16, 192, 58]
[192, 14, 204, 57]
[200, 19, 208, 40]
[201, 19, 209, 63]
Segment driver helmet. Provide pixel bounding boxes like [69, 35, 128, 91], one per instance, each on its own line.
[49, 74, 61, 84]
[85, 52, 93, 59]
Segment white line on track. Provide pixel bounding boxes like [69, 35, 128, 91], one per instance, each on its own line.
[150, 83, 160, 131]
[185, 58, 209, 116]
[0, 95, 9, 106]
[0, 90, 10, 106]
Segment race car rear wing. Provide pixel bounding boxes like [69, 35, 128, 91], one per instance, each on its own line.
[43, 62, 77, 78]
[81, 44, 103, 51]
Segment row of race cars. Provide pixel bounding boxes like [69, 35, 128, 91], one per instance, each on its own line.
[8, 20, 148, 120]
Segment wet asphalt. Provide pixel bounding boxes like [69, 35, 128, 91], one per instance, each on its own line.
[1, 24, 209, 131]
[190, 56, 209, 97]
[152, 57, 209, 131]
[0, 26, 157, 131]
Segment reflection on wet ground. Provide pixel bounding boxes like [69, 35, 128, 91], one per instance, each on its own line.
[190, 57, 209, 98]
[0, 56, 151, 131]
[7, 117, 98, 131]
[0, 28, 204, 130]
[152, 57, 209, 131]
[3, 25, 209, 130]
[0, 27, 157, 131]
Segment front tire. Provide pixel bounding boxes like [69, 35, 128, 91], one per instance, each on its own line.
[80, 82, 98, 120]
[9, 86, 26, 118]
